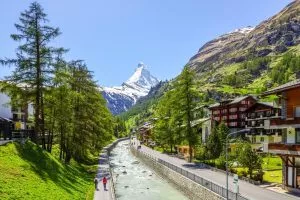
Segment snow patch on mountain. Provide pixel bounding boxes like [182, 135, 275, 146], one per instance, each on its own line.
[101, 63, 159, 115]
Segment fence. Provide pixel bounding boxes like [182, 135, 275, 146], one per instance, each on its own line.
[136, 149, 248, 200]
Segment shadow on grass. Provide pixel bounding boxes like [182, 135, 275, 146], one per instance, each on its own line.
[15, 141, 91, 195]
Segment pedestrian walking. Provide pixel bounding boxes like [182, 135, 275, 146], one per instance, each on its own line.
[94, 177, 98, 191]
[102, 176, 108, 191]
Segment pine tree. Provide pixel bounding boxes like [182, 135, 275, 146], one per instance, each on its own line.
[1, 2, 66, 148]
[154, 89, 181, 152]
[173, 66, 199, 162]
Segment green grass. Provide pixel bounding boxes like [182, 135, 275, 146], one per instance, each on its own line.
[262, 155, 282, 183]
[0, 141, 96, 200]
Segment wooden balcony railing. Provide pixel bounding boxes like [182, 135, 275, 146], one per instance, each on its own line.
[268, 143, 300, 151]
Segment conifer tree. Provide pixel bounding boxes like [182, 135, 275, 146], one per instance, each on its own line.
[1, 2, 66, 148]
[173, 66, 199, 162]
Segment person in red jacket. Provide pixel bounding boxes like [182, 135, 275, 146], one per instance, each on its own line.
[102, 176, 108, 191]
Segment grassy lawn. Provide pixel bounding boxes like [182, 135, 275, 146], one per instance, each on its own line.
[262, 156, 282, 184]
[0, 141, 97, 200]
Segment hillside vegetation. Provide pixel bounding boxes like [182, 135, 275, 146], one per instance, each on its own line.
[0, 141, 96, 200]
[122, 1, 300, 131]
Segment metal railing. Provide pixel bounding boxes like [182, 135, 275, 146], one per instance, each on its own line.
[136, 149, 248, 200]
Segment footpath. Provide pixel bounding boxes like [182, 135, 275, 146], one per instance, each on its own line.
[94, 163, 113, 200]
[133, 139, 299, 200]
[94, 138, 129, 200]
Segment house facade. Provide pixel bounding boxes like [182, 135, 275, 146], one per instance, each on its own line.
[245, 102, 282, 151]
[0, 92, 33, 131]
[261, 79, 300, 190]
[191, 105, 212, 143]
[209, 96, 257, 132]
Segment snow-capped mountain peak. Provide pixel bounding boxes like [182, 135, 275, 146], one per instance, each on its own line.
[101, 63, 159, 115]
[125, 62, 159, 90]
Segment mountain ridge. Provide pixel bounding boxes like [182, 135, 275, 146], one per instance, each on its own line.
[101, 63, 159, 115]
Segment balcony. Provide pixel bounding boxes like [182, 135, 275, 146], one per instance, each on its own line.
[246, 112, 281, 121]
[268, 143, 300, 155]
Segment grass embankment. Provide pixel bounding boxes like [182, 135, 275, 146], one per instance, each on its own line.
[0, 141, 97, 200]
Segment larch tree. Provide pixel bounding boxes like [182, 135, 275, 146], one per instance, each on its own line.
[0, 2, 66, 148]
[173, 66, 199, 162]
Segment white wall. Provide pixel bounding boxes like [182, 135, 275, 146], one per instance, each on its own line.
[0, 93, 12, 119]
[287, 127, 296, 144]
[288, 167, 293, 186]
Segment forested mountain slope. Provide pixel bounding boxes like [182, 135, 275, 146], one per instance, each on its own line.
[122, 1, 300, 126]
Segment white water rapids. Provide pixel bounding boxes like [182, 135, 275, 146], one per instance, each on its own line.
[110, 140, 188, 200]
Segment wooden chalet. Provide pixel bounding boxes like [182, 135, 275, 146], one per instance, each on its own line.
[245, 102, 282, 151]
[261, 79, 300, 190]
[209, 95, 257, 132]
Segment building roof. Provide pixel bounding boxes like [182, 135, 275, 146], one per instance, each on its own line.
[208, 95, 257, 109]
[262, 79, 300, 96]
[191, 117, 210, 127]
[244, 102, 281, 112]
[0, 117, 12, 123]
[228, 95, 257, 105]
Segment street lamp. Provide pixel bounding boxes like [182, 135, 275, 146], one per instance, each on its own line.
[226, 129, 250, 200]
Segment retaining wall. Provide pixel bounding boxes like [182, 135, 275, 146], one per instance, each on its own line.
[131, 147, 225, 200]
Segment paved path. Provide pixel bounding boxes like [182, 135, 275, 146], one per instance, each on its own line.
[0, 140, 12, 146]
[94, 157, 114, 200]
[132, 139, 299, 200]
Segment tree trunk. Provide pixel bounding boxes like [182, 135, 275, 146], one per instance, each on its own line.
[189, 143, 193, 163]
[34, 13, 41, 145]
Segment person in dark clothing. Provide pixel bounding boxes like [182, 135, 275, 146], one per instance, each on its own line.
[94, 178, 98, 191]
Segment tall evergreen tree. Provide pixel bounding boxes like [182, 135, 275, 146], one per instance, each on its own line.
[0, 2, 66, 148]
[173, 66, 199, 162]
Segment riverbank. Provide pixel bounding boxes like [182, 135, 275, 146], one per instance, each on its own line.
[131, 146, 224, 200]
[132, 141, 300, 200]
[94, 137, 129, 200]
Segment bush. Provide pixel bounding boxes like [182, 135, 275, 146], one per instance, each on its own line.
[215, 155, 226, 170]
[230, 168, 237, 174]
[237, 170, 248, 178]
[253, 169, 264, 182]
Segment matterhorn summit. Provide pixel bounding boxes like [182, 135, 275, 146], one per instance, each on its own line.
[101, 63, 159, 115]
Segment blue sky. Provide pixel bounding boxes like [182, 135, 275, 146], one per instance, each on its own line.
[0, 0, 293, 86]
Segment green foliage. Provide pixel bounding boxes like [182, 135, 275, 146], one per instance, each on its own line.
[206, 127, 222, 159]
[222, 57, 271, 87]
[270, 52, 300, 84]
[46, 61, 114, 163]
[0, 2, 67, 146]
[206, 122, 229, 159]
[235, 141, 262, 179]
[114, 117, 127, 138]
[172, 66, 200, 162]
[1, 2, 115, 163]
[0, 141, 95, 200]
[154, 89, 183, 153]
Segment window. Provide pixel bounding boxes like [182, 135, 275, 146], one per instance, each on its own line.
[295, 107, 300, 118]
[229, 115, 237, 119]
[239, 107, 246, 111]
[229, 107, 237, 113]
[296, 129, 300, 144]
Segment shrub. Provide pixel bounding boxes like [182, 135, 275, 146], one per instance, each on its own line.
[237, 170, 248, 178]
[230, 168, 237, 174]
[253, 169, 264, 182]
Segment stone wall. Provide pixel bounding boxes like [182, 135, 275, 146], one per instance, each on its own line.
[131, 148, 224, 200]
